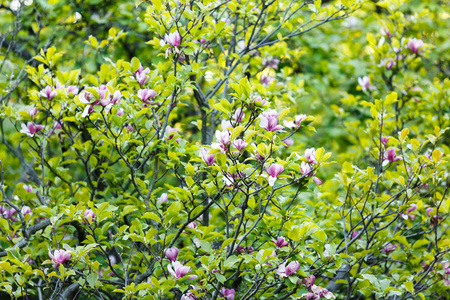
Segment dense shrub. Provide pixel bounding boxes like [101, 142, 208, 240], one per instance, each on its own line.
[0, 0, 449, 299]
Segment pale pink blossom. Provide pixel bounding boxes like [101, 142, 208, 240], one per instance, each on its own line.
[49, 249, 71, 268]
[21, 206, 32, 216]
[134, 66, 150, 85]
[200, 148, 216, 166]
[165, 247, 179, 262]
[284, 138, 294, 147]
[305, 148, 318, 164]
[407, 38, 424, 54]
[381, 243, 397, 254]
[42, 86, 57, 101]
[165, 31, 181, 48]
[188, 222, 197, 230]
[303, 274, 316, 288]
[232, 108, 245, 124]
[168, 261, 190, 279]
[251, 94, 266, 107]
[159, 193, 168, 203]
[266, 163, 284, 186]
[83, 209, 95, 223]
[233, 139, 248, 151]
[273, 236, 289, 249]
[23, 184, 33, 193]
[215, 130, 231, 146]
[28, 107, 38, 119]
[259, 110, 283, 132]
[65, 86, 79, 96]
[277, 261, 300, 277]
[20, 122, 44, 137]
[220, 288, 235, 300]
[381, 136, 389, 147]
[117, 108, 124, 116]
[138, 89, 157, 104]
[284, 114, 307, 129]
[358, 76, 376, 92]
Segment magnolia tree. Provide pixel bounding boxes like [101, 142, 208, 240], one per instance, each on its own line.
[1, 0, 450, 300]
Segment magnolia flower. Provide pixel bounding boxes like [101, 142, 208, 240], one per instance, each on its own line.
[407, 204, 417, 213]
[165, 31, 182, 48]
[138, 89, 157, 104]
[305, 148, 318, 164]
[260, 110, 283, 132]
[165, 247, 179, 262]
[168, 261, 190, 279]
[49, 249, 71, 268]
[20, 122, 44, 137]
[110, 90, 122, 105]
[83, 209, 95, 223]
[200, 148, 216, 166]
[284, 138, 294, 147]
[181, 292, 196, 300]
[383, 148, 402, 163]
[276, 261, 300, 277]
[23, 184, 33, 192]
[386, 59, 395, 70]
[42, 86, 57, 101]
[381, 136, 389, 147]
[117, 108, 124, 116]
[1, 207, 17, 220]
[28, 107, 38, 119]
[303, 275, 316, 288]
[21, 206, 32, 216]
[165, 126, 179, 141]
[273, 236, 289, 249]
[159, 193, 168, 203]
[187, 222, 197, 230]
[232, 107, 245, 123]
[233, 139, 248, 152]
[407, 38, 424, 54]
[351, 230, 359, 239]
[204, 71, 214, 82]
[284, 114, 307, 129]
[215, 129, 231, 146]
[303, 285, 336, 299]
[381, 243, 397, 254]
[266, 164, 284, 186]
[381, 27, 393, 39]
[260, 75, 274, 87]
[358, 76, 376, 92]
[65, 86, 79, 96]
[220, 288, 235, 300]
[134, 66, 150, 85]
[78, 90, 94, 104]
[251, 94, 266, 107]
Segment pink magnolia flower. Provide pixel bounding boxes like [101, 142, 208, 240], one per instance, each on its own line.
[200, 148, 216, 166]
[251, 94, 266, 107]
[284, 114, 307, 129]
[117, 108, 124, 116]
[134, 66, 150, 85]
[358, 76, 376, 92]
[168, 261, 190, 279]
[181, 292, 196, 300]
[1, 206, 17, 220]
[165, 247, 179, 262]
[233, 139, 248, 151]
[383, 148, 402, 163]
[277, 261, 300, 277]
[351, 230, 359, 239]
[381, 243, 397, 254]
[111, 90, 122, 105]
[28, 107, 38, 119]
[303, 274, 316, 288]
[65, 86, 79, 96]
[407, 38, 424, 54]
[23, 184, 33, 192]
[215, 130, 231, 146]
[407, 204, 417, 213]
[20, 122, 44, 137]
[284, 138, 294, 147]
[232, 108, 245, 123]
[273, 236, 289, 249]
[159, 193, 168, 203]
[220, 288, 235, 300]
[260, 75, 274, 87]
[49, 249, 71, 268]
[259, 110, 283, 132]
[84, 209, 95, 223]
[381, 27, 393, 39]
[266, 163, 284, 186]
[42, 86, 57, 101]
[21, 206, 32, 216]
[188, 222, 197, 230]
[385, 59, 395, 70]
[165, 31, 182, 48]
[165, 126, 179, 141]
[138, 89, 157, 104]
[300, 161, 323, 186]
[381, 136, 389, 147]
[305, 148, 318, 164]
